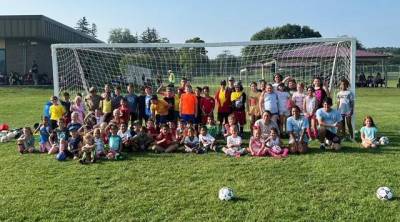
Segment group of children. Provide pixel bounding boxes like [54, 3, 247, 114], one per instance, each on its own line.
[15, 74, 382, 163]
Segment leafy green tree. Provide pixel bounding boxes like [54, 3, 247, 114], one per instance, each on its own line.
[75, 17, 97, 37]
[108, 28, 138, 43]
[179, 37, 209, 78]
[251, 24, 321, 41]
[140, 27, 169, 43]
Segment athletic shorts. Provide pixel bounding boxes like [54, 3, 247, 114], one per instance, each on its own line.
[181, 114, 195, 124]
[325, 130, 341, 144]
[217, 112, 230, 123]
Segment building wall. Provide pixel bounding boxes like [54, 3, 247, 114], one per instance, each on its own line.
[5, 38, 52, 78]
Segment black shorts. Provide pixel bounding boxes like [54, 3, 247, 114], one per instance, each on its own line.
[217, 112, 230, 123]
[325, 130, 341, 144]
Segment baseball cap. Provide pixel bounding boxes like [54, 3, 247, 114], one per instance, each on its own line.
[228, 76, 235, 81]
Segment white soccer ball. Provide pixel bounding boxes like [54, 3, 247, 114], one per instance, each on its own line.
[376, 187, 393, 200]
[379, 137, 389, 145]
[271, 145, 282, 154]
[218, 187, 234, 201]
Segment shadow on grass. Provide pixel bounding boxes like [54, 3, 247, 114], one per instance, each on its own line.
[230, 196, 249, 203]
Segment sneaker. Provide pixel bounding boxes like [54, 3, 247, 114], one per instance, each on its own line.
[79, 159, 84, 164]
[319, 144, 326, 151]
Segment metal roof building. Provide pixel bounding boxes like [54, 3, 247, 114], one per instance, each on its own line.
[0, 15, 101, 85]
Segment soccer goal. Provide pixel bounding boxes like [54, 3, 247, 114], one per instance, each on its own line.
[51, 37, 356, 97]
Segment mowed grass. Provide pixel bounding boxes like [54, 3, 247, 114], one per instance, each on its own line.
[0, 86, 400, 221]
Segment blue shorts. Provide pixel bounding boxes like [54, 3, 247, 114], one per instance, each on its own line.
[156, 115, 168, 125]
[181, 114, 195, 124]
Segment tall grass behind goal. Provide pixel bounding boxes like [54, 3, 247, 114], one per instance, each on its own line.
[51, 38, 356, 97]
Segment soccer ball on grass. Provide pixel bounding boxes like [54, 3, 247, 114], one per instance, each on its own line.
[218, 187, 234, 201]
[376, 186, 393, 200]
[379, 137, 389, 145]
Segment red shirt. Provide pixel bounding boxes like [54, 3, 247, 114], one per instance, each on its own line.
[148, 127, 158, 139]
[200, 96, 215, 115]
[156, 132, 174, 148]
[215, 88, 231, 113]
[119, 105, 130, 124]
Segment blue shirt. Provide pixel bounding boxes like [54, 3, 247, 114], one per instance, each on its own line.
[109, 135, 122, 151]
[145, 95, 152, 117]
[263, 92, 279, 114]
[39, 125, 51, 144]
[126, 93, 138, 113]
[360, 126, 378, 141]
[316, 108, 342, 133]
[43, 101, 52, 118]
[287, 116, 309, 142]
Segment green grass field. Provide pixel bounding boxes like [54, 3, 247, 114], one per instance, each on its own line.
[0, 86, 400, 221]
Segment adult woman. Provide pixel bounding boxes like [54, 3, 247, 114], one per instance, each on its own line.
[215, 80, 231, 128]
[231, 82, 246, 136]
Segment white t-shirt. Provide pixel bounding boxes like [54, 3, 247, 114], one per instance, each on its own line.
[276, 91, 290, 112]
[227, 135, 242, 148]
[266, 137, 280, 147]
[255, 119, 280, 139]
[199, 133, 215, 146]
[117, 129, 132, 141]
[304, 96, 317, 114]
[336, 90, 354, 114]
[292, 92, 306, 112]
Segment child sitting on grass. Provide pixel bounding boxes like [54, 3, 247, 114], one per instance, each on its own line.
[151, 124, 178, 153]
[117, 122, 132, 152]
[222, 126, 245, 157]
[247, 126, 268, 157]
[146, 119, 158, 139]
[80, 133, 96, 164]
[360, 116, 379, 148]
[223, 114, 240, 138]
[93, 128, 106, 158]
[205, 115, 219, 138]
[184, 127, 203, 154]
[17, 127, 35, 154]
[265, 128, 289, 158]
[66, 126, 82, 160]
[107, 124, 122, 160]
[130, 124, 154, 152]
[198, 126, 216, 152]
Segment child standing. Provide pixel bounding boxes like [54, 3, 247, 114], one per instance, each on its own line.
[336, 79, 354, 139]
[259, 84, 279, 123]
[265, 128, 289, 158]
[231, 82, 246, 136]
[222, 126, 245, 157]
[303, 86, 318, 139]
[292, 82, 306, 113]
[248, 82, 261, 132]
[80, 133, 96, 164]
[17, 127, 35, 154]
[247, 127, 268, 157]
[100, 92, 112, 123]
[200, 86, 215, 125]
[49, 96, 65, 130]
[276, 83, 291, 135]
[360, 116, 379, 148]
[34, 116, 51, 153]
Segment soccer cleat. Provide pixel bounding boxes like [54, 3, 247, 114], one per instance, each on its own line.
[319, 144, 326, 151]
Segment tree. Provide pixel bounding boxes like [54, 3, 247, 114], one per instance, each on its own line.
[108, 28, 138, 43]
[251, 24, 321, 41]
[179, 37, 209, 77]
[75, 17, 97, 37]
[140, 27, 169, 43]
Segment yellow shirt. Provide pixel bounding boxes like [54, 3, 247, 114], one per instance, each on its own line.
[101, 99, 112, 113]
[218, 89, 226, 106]
[231, 91, 242, 102]
[151, 99, 169, 116]
[174, 94, 180, 111]
[49, 104, 65, 121]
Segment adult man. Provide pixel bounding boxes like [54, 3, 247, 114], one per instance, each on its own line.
[85, 87, 102, 112]
[316, 97, 342, 151]
[31, 60, 39, 85]
[179, 85, 198, 124]
[254, 111, 279, 140]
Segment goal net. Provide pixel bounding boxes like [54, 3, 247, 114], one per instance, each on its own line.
[51, 38, 356, 97]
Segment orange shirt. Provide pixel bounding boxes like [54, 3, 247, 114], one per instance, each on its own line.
[180, 93, 197, 115]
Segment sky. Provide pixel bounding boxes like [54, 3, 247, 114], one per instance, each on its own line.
[1, 0, 400, 48]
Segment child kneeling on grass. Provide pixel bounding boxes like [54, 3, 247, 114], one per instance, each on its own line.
[265, 128, 289, 158]
[17, 127, 35, 154]
[151, 124, 178, 153]
[222, 126, 245, 157]
[360, 116, 379, 148]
